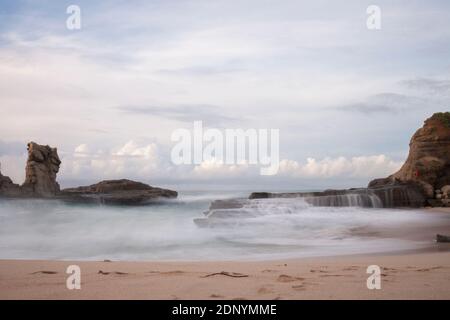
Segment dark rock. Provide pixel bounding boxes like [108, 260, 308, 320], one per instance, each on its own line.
[60, 179, 177, 205]
[436, 234, 450, 243]
[0, 170, 21, 197]
[249, 192, 271, 199]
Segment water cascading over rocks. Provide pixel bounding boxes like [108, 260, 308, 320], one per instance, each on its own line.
[249, 190, 383, 207]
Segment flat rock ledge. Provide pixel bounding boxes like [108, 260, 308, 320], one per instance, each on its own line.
[59, 179, 178, 205]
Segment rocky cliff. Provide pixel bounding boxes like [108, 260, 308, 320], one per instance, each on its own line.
[368, 112, 450, 205]
[249, 112, 450, 208]
[369, 112, 450, 201]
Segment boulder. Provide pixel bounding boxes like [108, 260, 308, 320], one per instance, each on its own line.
[21, 142, 61, 197]
[60, 179, 177, 205]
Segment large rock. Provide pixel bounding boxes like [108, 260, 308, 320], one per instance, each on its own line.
[21, 142, 61, 197]
[367, 112, 450, 207]
[60, 179, 178, 205]
[370, 112, 450, 198]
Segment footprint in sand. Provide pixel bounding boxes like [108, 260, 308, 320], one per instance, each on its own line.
[257, 286, 274, 294]
[291, 284, 306, 291]
[310, 269, 328, 273]
[277, 274, 304, 283]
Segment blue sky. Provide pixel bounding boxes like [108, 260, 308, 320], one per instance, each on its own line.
[0, 0, 449, 189]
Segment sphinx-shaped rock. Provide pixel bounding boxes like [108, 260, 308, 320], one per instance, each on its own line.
[21, 142, 61, 197]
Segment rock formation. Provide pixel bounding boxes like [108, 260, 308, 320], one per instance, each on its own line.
[60, 179, 177, 205]
[368, 112, 450, 206]
[0, 142, 178, 204]
[0, 170, 21, 197]
[246, 112, 449, 208]
[249, 183, 426, 208]
[20, 142, 62, 197]
[369, 112, 450, 196]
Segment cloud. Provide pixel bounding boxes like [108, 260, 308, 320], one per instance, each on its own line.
[191, 159, 252, 179]
[1, 1, 449, 188]
[61, 140, 165, 181]
[62, 141, 403, 183]
[336, 93, 429, 114]
[116, 104, 240, 125]
[278, 155, 402, 179]
[401, 77, 450, 95]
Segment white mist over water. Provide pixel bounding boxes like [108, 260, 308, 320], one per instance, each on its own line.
[0, 191, 443, 261]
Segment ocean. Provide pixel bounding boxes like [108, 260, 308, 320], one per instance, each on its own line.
[0, 190, 444, 261]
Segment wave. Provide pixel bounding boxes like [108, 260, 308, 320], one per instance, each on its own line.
[0, 195, 443, 261]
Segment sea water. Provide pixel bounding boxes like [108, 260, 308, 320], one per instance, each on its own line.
[0, 191, 445, 261]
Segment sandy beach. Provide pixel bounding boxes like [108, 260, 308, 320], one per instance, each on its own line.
[0, 250, 449, 300]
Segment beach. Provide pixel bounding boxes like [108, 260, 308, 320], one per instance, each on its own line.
[1, 207, 449, 300]
[1, 249, 449, 299]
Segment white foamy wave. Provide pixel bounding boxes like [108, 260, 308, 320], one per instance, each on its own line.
[0, 193, 444, 261]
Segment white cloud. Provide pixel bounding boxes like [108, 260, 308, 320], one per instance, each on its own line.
[60, 140, 164, 181]
[191, 159, 251, 179]
[278, 155, 402, 179]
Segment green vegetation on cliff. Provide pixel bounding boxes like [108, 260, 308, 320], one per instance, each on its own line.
[433, 112, 450, 127]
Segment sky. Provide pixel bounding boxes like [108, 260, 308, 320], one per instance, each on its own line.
[0, 0, 449, 190]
